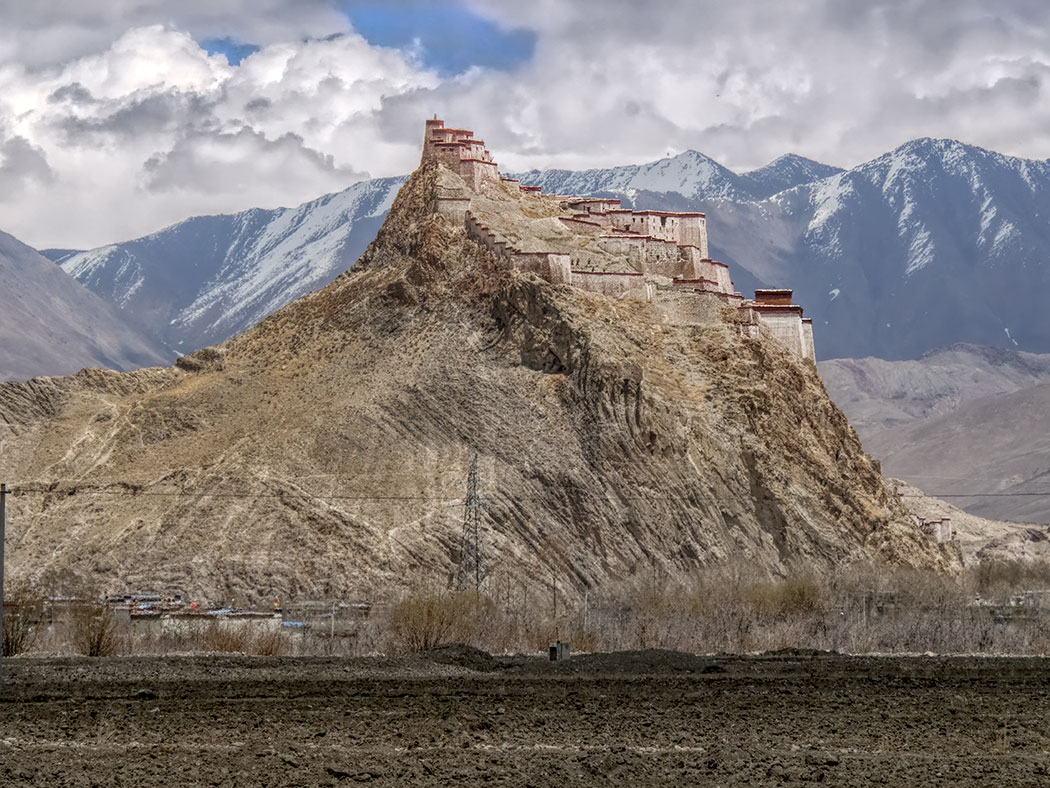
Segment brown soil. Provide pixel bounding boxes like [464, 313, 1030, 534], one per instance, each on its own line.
[3, 651, 1049, 786]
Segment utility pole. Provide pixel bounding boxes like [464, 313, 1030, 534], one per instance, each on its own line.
[456, 454, 483, 592]
[1, 483, 7, 695]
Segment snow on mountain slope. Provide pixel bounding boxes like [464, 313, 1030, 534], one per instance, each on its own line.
[0, 230, 172, 381]
[513, 150, 741, 200]
[56, 176, 404, 353]
[740, 154, 843, 200]
[512, 150, 840, 202]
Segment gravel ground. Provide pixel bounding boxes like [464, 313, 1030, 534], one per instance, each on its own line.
[2, 648, 1050, 786]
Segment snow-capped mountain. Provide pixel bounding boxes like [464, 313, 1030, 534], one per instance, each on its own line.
[43, 138, 1050, 362]
[0, 230, 171, 381]
[512, 150, 841, 202]
[519, 138, 1050, 360]
[51, 176, 404, 352]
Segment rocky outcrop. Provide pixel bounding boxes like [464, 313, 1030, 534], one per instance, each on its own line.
[0, 164, 952, 605]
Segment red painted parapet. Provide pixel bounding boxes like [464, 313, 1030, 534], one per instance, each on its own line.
[754, 289, 794, 306]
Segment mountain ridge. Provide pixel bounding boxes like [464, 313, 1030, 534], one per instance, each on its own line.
[54, 176, 404, 352]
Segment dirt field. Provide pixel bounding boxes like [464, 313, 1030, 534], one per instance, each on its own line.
[2, 648, 1050, 786]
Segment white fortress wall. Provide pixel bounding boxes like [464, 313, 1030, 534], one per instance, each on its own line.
[709, 261, 733, 293]
[753, 308, 806, 357]
[802, 319, 816, 360]
[572, 270, 651, 300]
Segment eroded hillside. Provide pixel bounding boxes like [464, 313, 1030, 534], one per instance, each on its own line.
[0, 163, 951, 604]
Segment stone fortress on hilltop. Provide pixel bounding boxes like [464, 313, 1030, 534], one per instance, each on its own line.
[422, 117, 816, 359]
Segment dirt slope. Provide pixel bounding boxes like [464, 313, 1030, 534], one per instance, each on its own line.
[870, 385, 1050, 524]
[0, 164, 951, 604]
[819, 344, 1050, 438]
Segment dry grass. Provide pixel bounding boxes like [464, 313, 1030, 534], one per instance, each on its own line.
[16, 559, 1050, 658]
[194, 622, 290, 656]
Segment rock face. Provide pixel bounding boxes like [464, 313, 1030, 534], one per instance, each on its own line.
[0, 162, 950, 604]
[0, 230, 172, 381]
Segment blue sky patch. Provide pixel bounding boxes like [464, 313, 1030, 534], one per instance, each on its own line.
[342, 2, 535, 75]
[202, 37, 262, 66]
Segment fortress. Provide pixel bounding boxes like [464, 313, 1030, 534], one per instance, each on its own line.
[422, 117, 816, 360]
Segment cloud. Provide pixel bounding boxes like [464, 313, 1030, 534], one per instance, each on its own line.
[142, 127, 367, 194]
[0, 135, 54, 194]
[0, 23, 436, 247]
[2, 1, 1050, 248]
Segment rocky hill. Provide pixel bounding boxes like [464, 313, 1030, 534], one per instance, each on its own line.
[1, 161, 951, 604]
[0, 229, 172, 381]
[49, 176, 404, 354]
[893, 479, 1050, 564]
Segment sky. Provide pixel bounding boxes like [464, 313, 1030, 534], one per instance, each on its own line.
[2, 0, 1050, 248]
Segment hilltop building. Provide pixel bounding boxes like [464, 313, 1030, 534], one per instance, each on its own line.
[423, 117, 816, 360]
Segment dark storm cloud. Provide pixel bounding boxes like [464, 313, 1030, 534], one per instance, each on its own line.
[48, 83, 97, 105]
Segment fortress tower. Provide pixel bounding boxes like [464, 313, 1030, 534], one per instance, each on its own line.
[422, 116, 500, 191]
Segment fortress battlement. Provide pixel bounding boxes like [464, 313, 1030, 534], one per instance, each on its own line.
[423, 117, 815, 360]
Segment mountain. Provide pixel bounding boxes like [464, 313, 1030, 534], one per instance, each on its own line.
[45, 137, 1050, 363]
[0, 156, 949, 604]
[819, 344, 1050, 437]
[512, 150, 842, 203]
[867, 383, 1050, 524]
[52, 176, 404, 353]
[741, 154, 844, 199]
[0, 229, 172, 381]
[519, 138, 1050, 360]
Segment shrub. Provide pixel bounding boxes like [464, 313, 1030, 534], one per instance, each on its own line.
[70, 604, 122, 657]
[2, 582, 44, 657]
[745, 575, 825, 621]
[387, 591, 490, 652]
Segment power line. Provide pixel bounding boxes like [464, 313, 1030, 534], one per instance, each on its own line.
[899, 492, 1050, 499]
[6, 483, 1050, 502]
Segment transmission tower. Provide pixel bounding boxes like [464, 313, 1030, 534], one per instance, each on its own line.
[456, 453, 483, 591]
